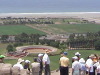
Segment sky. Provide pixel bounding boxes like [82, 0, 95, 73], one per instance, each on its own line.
[0, 0, 100, 13]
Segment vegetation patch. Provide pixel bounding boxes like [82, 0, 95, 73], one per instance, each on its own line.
[49, 24, 100, 33]
[0, 25, 46, 35]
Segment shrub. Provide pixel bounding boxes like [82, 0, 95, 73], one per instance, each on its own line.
[94, 40, 100, 50]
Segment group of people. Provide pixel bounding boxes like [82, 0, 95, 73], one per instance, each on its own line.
[13, 50, 50, 75]
[59, 51, 100, 75]
[1, 51, 100, 75]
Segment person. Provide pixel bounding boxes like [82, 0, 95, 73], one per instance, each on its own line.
[72, 56, 81, 75]
[37, 53, 43, 75]
[85, 54, 94, 75]
[59, 52, 69, 75]
[56, 53, 64, 72]
[31, 58, 40, 75]
[24, 60, 31, 72]
[96, 58, 100, 75]
[13, 58, 24, 70]
[43, 50, 51, 75]
[79, 58, 86, 75]
[75, 52, 81, 61]
[0, 55, 5, 63]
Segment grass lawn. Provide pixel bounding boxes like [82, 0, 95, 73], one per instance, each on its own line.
[0, 25, 45, 35]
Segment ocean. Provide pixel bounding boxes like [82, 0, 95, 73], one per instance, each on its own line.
[0, 0, 100, 13]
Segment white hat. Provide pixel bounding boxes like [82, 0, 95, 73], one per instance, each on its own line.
[79, 58, 85, 63]
[72, 56, 78, 60]
[18, 58, 24, 63]
[75, 52, 81, 56]
[25, 60, 30, 63]
[38, 53, 43, 57]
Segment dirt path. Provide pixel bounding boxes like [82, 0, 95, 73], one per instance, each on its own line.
[26, 24, 52, 34]
[42, 68, 72, 75]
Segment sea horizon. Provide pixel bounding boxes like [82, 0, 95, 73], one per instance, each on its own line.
[0, 12, 100, 14]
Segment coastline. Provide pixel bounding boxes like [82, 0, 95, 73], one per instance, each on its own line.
[0, 12, 100, 23]
[0, 12, 100, 17]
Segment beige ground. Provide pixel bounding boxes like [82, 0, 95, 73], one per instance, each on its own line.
[1, 12, 100, 24]
[42, 68, 72, 75]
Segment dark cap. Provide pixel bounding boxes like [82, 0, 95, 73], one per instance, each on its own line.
[63, 52, 68, 55]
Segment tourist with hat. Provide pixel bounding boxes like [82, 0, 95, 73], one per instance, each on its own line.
[75, 52, 81, 61]
[24, 60, 31, 72]
[85, 54, 94, 75]
[59, 52, 69, 75]
[96, 58, 100, 75]
[79, 58, 86, 75]
[0, 55, 5, 63]
[72, 56, 81, 75]
[31, 58, 40, 75]
[13, 58, 24, 70]
[37, 53, 44, 75]
[43, 50, 51, 75]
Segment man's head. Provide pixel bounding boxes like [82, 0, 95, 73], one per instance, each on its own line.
[38, 53, 43, 59]
[25, 60, 30, 64]
[0, 55, 5, 59]
[45, 50, 50, 54]
[0, 55, 5, 63]
[72, 56, 78, 61]
[79, 58, 85, 63]
[89, 54, 95, 59]
[17, 58, 24, 64]
[34, 58, 37, 62]
[75, 52, 81, 56]
[63, 52, 68, 56]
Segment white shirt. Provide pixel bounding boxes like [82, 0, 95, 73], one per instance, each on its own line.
[94, 62, 99, 67]
[43, 53, 50, 64]
[72, 61, 81, 71]
[13, 62, 23, 70]
[86, 58, 93, 72]
[97, 65, 100, 73]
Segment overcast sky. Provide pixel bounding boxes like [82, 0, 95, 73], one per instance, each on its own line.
[0, 0, 100, 13]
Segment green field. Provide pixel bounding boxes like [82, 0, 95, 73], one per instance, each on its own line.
[0, 23, 100, 35]
[49, 23, 100, 33]
[32, 23, 100, 34]
[0, 25, 45, 35]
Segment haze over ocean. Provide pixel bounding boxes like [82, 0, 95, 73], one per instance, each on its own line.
[0, 0, 100, 13]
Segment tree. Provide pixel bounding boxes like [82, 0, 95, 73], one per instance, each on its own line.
[6, 44, 14, 52]
[94, 40, 100, 50]
[1, 35, 9, 43]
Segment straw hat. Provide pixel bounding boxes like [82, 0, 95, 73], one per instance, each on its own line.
[89, 54, 95, 58]
[17, 58, 24, 63]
